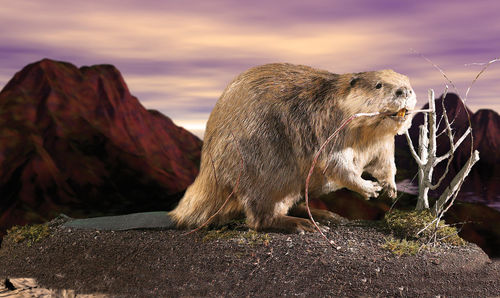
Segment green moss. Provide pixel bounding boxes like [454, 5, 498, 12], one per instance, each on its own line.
[383, 209, 465, 246]
[203, 226, 241, 242]
[237, 230, 271, 245]
[381, 237, 421, 256]
[202, 223, 270, 245]
[7, 224, 50, 247]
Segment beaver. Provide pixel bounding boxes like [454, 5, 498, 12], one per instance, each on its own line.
[64, 63, 416, 233]
[170, 63, 416, 233]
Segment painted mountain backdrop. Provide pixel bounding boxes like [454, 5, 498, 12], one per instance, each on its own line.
[0, 59, 202, 236]
[0, 60, 498, 255]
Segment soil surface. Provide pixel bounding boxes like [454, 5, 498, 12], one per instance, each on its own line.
[0, 217, 499, 297]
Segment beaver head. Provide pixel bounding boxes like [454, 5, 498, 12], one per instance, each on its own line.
[341, 69, 416, 135]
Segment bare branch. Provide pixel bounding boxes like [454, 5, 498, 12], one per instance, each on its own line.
[434, 152, 451, 166]
[428, 96, 454, 191]
[416, 216, 439, 237]
[414, 91, 433, 210]
[433, 127, 471, 166]
[407, 55, 489, 233]
[435, 86, 449, 134]
[431, 150, 480, 216]
[405, 130, 423, 166]
[453, 127, 472, 149]
[431, 95, 454, 178]
[464, 58, 500, 102]
[411, 49, 460, 96]
[442, 91, 455, 148]
[428, 90, 437, 165]
[418, 123, 427, 161]
[408, 109, 433, 114]
[429, 154, 453, 191]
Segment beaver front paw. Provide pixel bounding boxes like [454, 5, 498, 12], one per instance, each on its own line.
[380, 181, 397, 199]
[360, 180, 383, 199]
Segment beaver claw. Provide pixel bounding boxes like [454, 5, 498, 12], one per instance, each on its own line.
[361, 180, 383, 199]
[380, 181, 397, 199]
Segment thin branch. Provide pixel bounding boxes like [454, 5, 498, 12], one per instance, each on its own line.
[429, 95, 454, 190]
[429, 154, 453, 191]
[442, 89, 454, 148]
[412, 52, 466, 140]
[435, 86, 449, 133]
[416, 216, 439, 237]
[411, 49, 460, 96]
[428, 89, 437, 167]
[418, 123, 427, 162]
[409, 109, 433, 114]
[437, 228, 462, 242]
[389, 170, 419, 213]
[433, 127, 471, 166]
[435, 180, 463, 228]
[436, 128, 448, 138]
[464, 58, 500, 102]
[453, 127, 472, 149]
[432, 150, 480, 216]
[404, 130, 423, 166]
[433, 152, 451, 166]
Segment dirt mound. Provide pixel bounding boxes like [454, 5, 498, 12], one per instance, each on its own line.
[0, 218, 498, 297]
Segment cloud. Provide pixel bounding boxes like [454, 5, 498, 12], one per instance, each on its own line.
[1, 0, 499, 137]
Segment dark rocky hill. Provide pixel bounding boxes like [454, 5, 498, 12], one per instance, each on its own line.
[0, 59, 202, 236]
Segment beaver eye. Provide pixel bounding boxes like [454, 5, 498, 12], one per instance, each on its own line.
[375, 83, 382, 89]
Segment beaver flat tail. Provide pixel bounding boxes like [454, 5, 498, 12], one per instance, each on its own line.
[63, 211, 177, 230]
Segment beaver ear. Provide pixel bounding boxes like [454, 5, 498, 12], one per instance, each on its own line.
[350, 77, 359, 87]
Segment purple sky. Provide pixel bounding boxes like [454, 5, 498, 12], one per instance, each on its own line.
[1, 0, 499, 137]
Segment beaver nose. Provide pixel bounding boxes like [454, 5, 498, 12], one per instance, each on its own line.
[395, 87, 411, 98]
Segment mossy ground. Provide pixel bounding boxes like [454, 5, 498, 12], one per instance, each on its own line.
[202, 220, 271, 245]
[7, 224, 50, 247]
[381, 209, 466, 255]
[381, 237, 422, 256]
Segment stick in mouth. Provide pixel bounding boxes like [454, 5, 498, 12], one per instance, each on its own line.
[386, 108, 432, 117]
[385, 108, 408, 118]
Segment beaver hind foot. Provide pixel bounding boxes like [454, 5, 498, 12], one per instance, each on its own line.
[248, 215, 317, 233]
[289, 204, 346, 225]
[246, 203, 345, 233]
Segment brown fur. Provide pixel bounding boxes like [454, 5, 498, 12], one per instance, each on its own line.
[170, 63, 416, 232]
